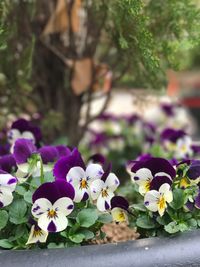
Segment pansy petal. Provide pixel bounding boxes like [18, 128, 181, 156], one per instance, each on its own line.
[0, 173, 17, 191]
[111, 207, 127, 223]
[66, 166, 85, 186]
[53, 197, 74, 216]
[22, 131, 35, 143]
[134, 168, 153, 183]
[85, 163, 104, 182]
[26, 225, 48, 245]
[0, 187, 13, 207]
[32, 198, 52, 218]
[90, 179, 104, 200]
[96, 194, 113, 212]
[144, 190, 160, 212]
[105, 173, 120, 191]
[150, 175, 172, 191]
[159, 183, 173, 203]
[13, 138, 37, 164]
[38, 212, 68, 232]
[7, 129, 21, 144]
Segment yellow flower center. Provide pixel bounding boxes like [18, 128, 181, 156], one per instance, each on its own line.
[145, 181, 151, 192]
[101, 189, 109, 198]
[33, 229, 43, 238]
[47, 209, 57, 219]
[80, 179, 88, 189]
[180, 177, 190, 188]
[158, 196, 166, 211]
[181, 144, 187, 153]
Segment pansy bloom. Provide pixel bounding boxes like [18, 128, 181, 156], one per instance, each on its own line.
[111, 196, 129, 223]
[90, 165, 120, 212]
[144, 183, 173, 216]
[13, 138, 38, 181]
[32, 180, 74, 232]
[7, 118, 42, 149]
[0, 170, 17, 207]
[131, 157, 176, 195]
[54, 148, 104, 202]
[26, 222, 48, 245]
[0, 154, 17, 173]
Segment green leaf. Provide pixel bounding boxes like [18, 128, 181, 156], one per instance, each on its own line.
[9, 199, 27, 225]
[131, 203, 146, 212]
[76, 209, 98, 228]
[69, 233, 85, 244]
[178, 222, 188, 232]
[187, 218, 197, 230]
[164, 222, 180, 234]
[170, 189, 185, 210]
[48, 243, 65, 249]
[0, 210, 8, 230]
[15, 185, 27, 196]
[78, 229, 95, 240]
[97, 213, 112, 224]
[136, 215, 155, 229]
[24, 191, 33, 204]
[0, 239, 13, 249]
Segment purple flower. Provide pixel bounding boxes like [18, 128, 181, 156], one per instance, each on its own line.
[110, 196, 129, 223]
[54, 149, 104, 202]
[161, 103, 175, 117]
[38, 146, 59, 164]
[161, 128, 186, 143]
[0, 144, 10, 156]
[0, 170, 17, 207]
[131, 157, 175, 195]
[32, 180, 75, 232]
[55, 145, 71, 158]
[8, 118, 42, 147]
[13, 138, 37, 165]
[0, 154, 17, 173]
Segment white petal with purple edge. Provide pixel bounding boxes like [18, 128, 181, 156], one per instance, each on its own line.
[32, 198, 52, 218]
[0, 174, 17, 191]
[155, 172, 172, 180]
[96, 193, 113, 212]
[134, 168, 153, 183]
[53, 197, 74, 216]
[66, 167, 85, 186]
[38, 211, 68, 232]
[90, 179, 104, 200]
[105, 173, 120, 191]
[85, 163, 104, 183]
[0, 187, 14, 207]
[144, 190, 160, 212]
[7, 129, 21, 144]
[159, 183, 173, 203]
[73, 186, 88, 202]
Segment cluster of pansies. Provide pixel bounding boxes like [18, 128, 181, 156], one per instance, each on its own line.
[127, 156, 200, 237]
[0, 135, 130, 249]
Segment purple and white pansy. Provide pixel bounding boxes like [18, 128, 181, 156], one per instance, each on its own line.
[26, 223, 48, 245]
[54, 148, 104, 202]
[144, 183, 173, 216]
[7, 118, 42, 151]
[90, 165, 120, 212]
[110, 196, 129, 222]
[131, 157, 176, 195]
[32, 180, 74, 233]
[0, 170, 17, 208]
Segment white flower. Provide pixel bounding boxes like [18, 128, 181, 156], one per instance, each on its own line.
[90, 173, 120, 212]
[32, 197, 74, 232]
[26, 225, 48, 245]
[144, 183, 173, 217]
[175, 136, 192, 159]
[111, 207, 128, 223]
[66, 164, 104, 202]
[0, 172, 17, 207]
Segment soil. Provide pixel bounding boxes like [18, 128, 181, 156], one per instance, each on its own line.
[93, 222, 139, 245]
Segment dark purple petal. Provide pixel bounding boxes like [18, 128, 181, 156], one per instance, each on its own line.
[195, 191, 200, 209]
[13, 138, 37, 164]
[105, 201, 110, 210]
[111, 196, 129, 211]
[11, 119, 42, 145]
[186, 201, 194, 211]
[32, 180, 75, 204]
[55, 145, 71, 158]
[82, 192, 89, 201]
[161, 103, 175, 117]
[150, 175, 172, 191]
[0, 201, 3, 208]
[53, 148, 85, 180]
[136, 154, 152, 162]
[89, 154, 106, 165]
[161, 128, 186, 143]
[0, 154, 17, 173]
[187, 160, 200, 180]
[47, 221, 57, 232]
[38, 146, 58, 164]
[131, 157, 176, 179]
[0, 144, 10, 156]
[101, 163, 112, 182]
[192, 144, 200, 155]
